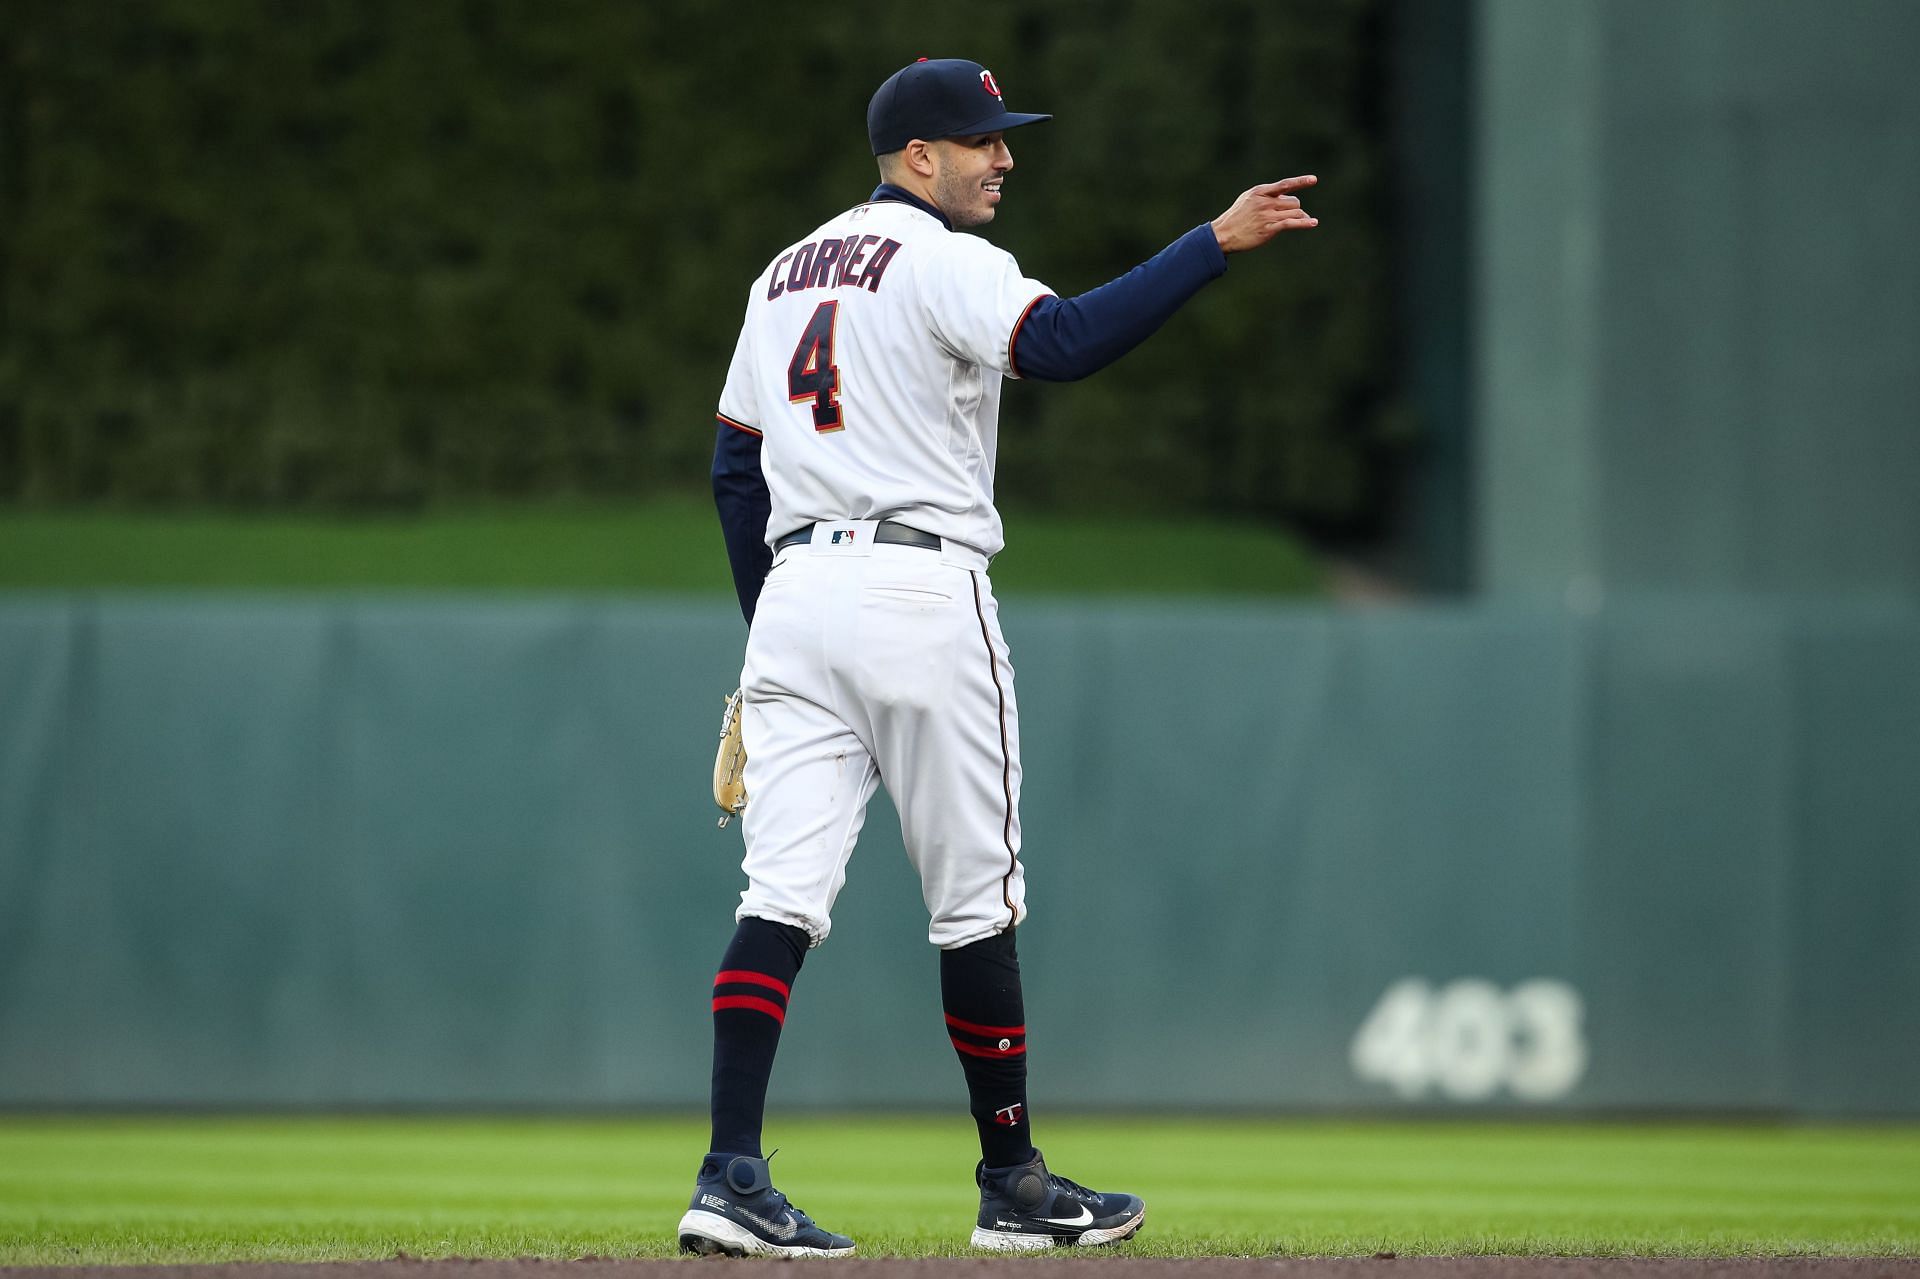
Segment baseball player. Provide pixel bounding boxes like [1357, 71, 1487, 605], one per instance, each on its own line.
[679, 57, 1318, 1258]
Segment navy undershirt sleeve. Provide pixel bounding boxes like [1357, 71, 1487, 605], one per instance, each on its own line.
[712, 423, 773, 625]
[1011, 223, 1227, 383]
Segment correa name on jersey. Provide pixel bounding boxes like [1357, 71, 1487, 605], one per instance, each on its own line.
[766, 232, 903, 299]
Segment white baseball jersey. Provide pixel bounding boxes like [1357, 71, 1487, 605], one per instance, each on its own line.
[716, 198, 1054, 558]
[718, 195, 1051, 951]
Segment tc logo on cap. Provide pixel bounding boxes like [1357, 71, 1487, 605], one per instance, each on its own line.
[867, 58, 1051, 157]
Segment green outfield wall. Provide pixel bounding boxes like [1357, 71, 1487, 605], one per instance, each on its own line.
[1473, 0, 1920, 600]
[2, 595, 1915, 1115]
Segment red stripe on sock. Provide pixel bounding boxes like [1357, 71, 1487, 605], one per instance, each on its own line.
[713, 994, 787, 1023]
[715, 970, 791, 997]
[950, 1035, 1027, 1059]
[945, 1012, 1025, 1038]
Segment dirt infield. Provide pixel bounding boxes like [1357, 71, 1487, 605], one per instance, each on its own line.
[6, 1258, 1918, 1279]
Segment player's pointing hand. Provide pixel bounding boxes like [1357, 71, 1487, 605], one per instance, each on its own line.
[1211, 175, 1319, 254]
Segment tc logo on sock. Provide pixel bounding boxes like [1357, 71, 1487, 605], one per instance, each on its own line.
[993, 1103, 1025, 1126]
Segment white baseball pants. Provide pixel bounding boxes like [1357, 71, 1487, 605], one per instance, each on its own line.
[735, 521, 1027, 949]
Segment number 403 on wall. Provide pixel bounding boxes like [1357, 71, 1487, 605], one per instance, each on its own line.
[1349, 978, 1588, 1103]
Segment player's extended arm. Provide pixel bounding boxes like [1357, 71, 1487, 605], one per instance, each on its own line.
[1013, 174, 1318, 384]
[712, 423, 773, 625]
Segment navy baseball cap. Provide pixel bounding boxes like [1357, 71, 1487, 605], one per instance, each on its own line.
[867, 58, 1052, 156]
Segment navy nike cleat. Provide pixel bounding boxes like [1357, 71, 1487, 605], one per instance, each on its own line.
[677, 1152, 856, 1258]
[970, 1147, 1145, 1250]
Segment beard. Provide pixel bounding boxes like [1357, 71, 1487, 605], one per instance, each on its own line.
[932, 167, 996, 228]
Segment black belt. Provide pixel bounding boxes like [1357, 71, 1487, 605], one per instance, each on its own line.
[775, 520, 942, 552]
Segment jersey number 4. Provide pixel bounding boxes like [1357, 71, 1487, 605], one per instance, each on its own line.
[787, 301, 844, 433]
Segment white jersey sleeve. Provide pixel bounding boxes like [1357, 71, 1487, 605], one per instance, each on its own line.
[912, 233, 1053, 377]
[716, 283, 764, 434]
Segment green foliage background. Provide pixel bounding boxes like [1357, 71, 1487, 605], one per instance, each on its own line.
[0, 0, 1394, 525]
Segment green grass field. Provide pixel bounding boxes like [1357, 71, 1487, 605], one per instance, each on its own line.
[3, 1115, 1916, 1264]
[0, 503, 1324, 597]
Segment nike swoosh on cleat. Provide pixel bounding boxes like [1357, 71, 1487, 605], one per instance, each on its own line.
[1040, 1206, 1094, 1227]
[735, 1206, 799, 1240]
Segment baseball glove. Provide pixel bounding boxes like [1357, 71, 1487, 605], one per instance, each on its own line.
[713, 687, 748, 828]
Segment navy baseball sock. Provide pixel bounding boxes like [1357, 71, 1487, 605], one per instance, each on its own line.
[941, 929, 1035, 1169]
[708, 917, 809, 1158]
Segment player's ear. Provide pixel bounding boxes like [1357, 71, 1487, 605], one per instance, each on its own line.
[903, 139, 936, 179]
